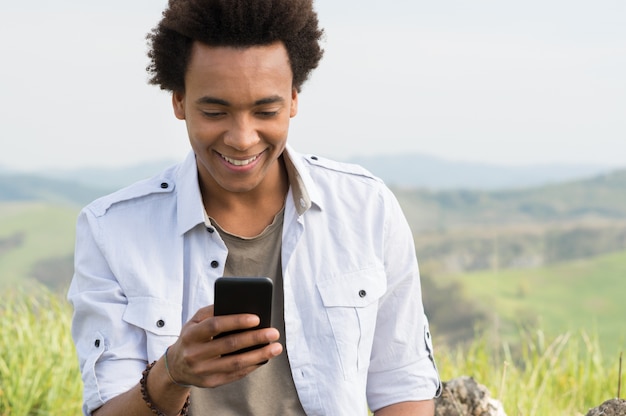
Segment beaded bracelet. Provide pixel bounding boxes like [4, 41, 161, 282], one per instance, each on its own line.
[140, 360, 191, 416]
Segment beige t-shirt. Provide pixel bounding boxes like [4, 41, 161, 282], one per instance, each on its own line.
[189, 209, 306, 415]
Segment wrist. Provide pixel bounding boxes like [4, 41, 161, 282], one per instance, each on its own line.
[141, 360, 191, 416]
[165, 346, 194, 388]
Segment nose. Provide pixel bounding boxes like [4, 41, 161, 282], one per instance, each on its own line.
[223, 115, 260, 151]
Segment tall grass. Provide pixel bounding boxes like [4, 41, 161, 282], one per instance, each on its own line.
[0, 288, 622, 415]
[436, 327, 623, 415]
[0, 286, 82, 415]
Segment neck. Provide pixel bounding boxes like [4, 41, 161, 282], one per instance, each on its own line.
[201, 156, 289, 237]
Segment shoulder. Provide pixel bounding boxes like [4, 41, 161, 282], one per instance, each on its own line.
[299, 153, 384, 186]
[84, 163, 180, 218]
[287, 149, 404, 218]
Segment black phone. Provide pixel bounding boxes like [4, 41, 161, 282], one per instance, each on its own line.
[213, 276, 273, 356]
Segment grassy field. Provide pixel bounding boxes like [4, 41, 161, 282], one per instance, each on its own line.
[0, 287, 622, 416]
[0, 287, 83, 415]
[0, 202, 78, 287]
[435, 249, 626, 362]
[436, 328, 623, 416]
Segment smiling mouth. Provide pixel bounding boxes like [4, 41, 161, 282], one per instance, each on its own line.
[219, 153, 260, 166]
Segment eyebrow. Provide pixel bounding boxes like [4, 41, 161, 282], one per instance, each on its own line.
[195, 95, 285, 107]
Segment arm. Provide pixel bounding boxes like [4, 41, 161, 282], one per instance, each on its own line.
[93, 358, 189, 416]
[374, 400, 435, 416]
[69, 211, 281, 415]
[366, 187, 441, 410]
[92, 307, 283, 416]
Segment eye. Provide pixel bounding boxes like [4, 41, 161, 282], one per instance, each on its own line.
[256, 110, 279, 118]
[201, 111, 226, 119]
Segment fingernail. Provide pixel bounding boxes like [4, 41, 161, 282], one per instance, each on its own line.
[267, 328, 280, 341]
[270, 343, 283, 356]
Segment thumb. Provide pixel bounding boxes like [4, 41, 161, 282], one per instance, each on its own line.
[189, 305, 214, 323]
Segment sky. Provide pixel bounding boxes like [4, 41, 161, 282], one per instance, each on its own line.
[1, 0, 625, 172]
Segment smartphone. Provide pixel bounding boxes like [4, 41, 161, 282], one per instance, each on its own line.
[213, 276, 273, 356]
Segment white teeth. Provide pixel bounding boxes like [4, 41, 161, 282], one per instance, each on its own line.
[221, 154, 258, 166]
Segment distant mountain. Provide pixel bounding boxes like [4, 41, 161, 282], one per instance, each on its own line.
[46, 159, 178, 191]
[0, 159, 178, 207]
[0, 174, 110, 206]
[394, 168, 626, 233]
[348, 153, 619, 190]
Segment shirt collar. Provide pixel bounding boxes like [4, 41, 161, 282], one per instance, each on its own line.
[176, 151, 206, 236]
[283, 144, 324, 215]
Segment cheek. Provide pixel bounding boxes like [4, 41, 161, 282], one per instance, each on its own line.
[268, 117, 291, 142]
[186, 118, 217, 141]
[267, 129, 289, 149]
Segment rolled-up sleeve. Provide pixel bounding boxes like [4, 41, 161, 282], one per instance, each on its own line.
[67, 156, 198, 415]
[366, 188, 441, 412]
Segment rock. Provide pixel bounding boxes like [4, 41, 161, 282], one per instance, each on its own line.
[435, 376, 507, 416]
[585, 398, 626, 416]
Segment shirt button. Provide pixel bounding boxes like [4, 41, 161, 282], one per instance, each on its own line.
[311, 155, 318, 161]
[206, 227, 215, 234]
[156, 320, 165, 328]
[211, 260, 219, 268]
[299, 198, 306, 208]
[94, 339, 101, 348]
[359, 290, 367, 298]
[160, 182, 169, 189]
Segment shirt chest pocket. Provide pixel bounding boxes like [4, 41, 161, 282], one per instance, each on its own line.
[317, 268, 387, 380]
[122, 297, 182, 363]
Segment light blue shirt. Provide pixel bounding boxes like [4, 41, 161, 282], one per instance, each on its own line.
[68, 145, 441, 415]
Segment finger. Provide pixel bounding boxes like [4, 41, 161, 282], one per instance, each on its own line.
[184, 313, 261, 345]
[204, 313, 261, 338]
[178, 306, 216, 344]
[220, 341, 283, 370]
[195, 342, 283, 388]
[211, 327, 280, 357]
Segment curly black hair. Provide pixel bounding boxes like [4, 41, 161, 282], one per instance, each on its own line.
[146, 0, 324, 93]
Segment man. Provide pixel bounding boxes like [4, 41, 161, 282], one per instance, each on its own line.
[68, 0, 441, 415]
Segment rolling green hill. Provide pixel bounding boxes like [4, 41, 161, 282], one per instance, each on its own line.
[431, 249, 626, 360]
[393, 169, 626, 275]
[0, 174, 110, 290]
[0, 202, 78, 289]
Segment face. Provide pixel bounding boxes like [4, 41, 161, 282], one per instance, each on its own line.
[172, 42, 298, 199]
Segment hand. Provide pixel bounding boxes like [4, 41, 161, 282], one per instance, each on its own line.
[165, 305, 283, 388]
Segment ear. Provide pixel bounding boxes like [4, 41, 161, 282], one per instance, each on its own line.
[172, 91, 186, 120]
[290, 88, 299, 118]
